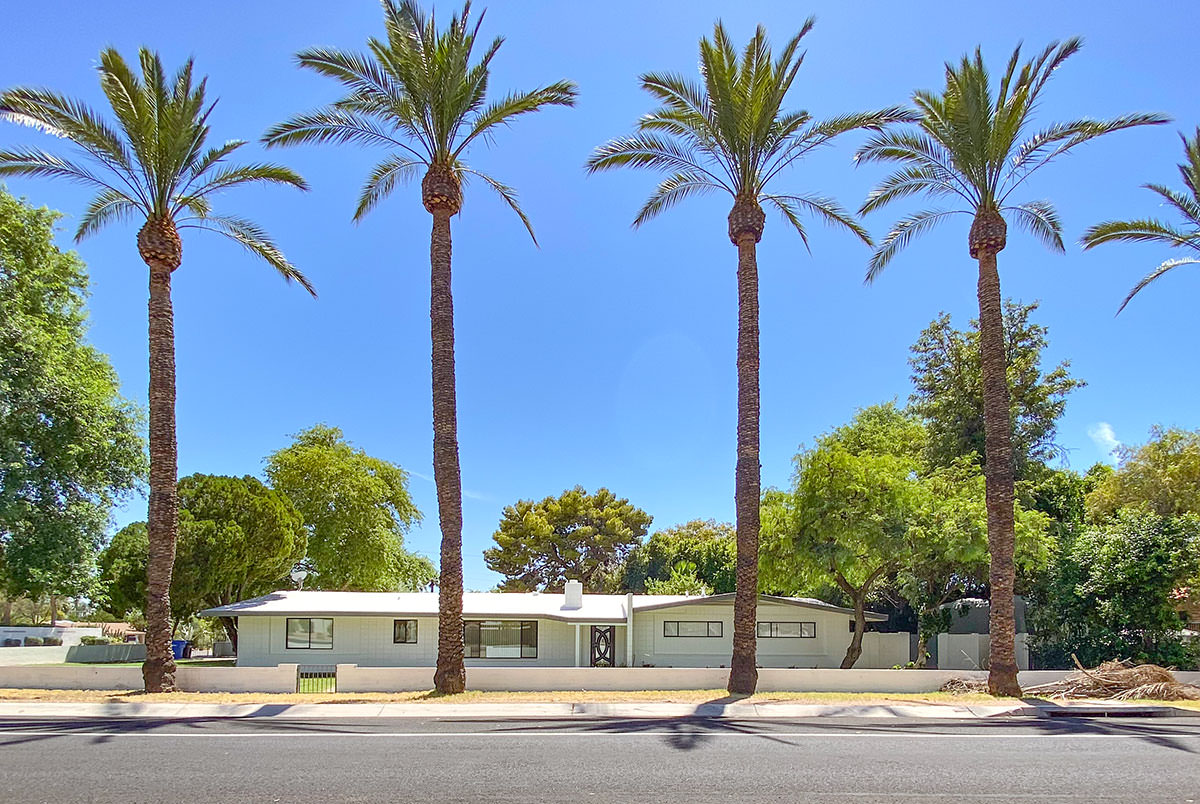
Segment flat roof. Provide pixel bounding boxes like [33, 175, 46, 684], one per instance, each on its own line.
[200, 590, 886, 623]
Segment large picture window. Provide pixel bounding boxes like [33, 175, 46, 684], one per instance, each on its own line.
[757, 621, 816, 638]
[286, 617, 333, 649]
[393, 619, 418, 644]
[663, 621, 723, 638]
[463, 620, 537, 659]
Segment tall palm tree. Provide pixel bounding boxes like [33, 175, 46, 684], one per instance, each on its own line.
[0, 49, 313, 691]
[856, 39, 1165, 696]
[1082, 129, 1200, 313]
[587, 18, 910, 695]
[264, 0, 576, 694]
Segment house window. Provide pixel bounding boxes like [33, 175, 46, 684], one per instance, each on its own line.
[663, 621, 723, 638]
[286, 617, 333, 649]
[463, 620, 537, 659]
[757, 621, 816, 638]
[393, 619, 418, 644]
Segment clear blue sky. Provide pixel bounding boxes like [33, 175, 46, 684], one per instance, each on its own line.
[2, 1, 1196, 591]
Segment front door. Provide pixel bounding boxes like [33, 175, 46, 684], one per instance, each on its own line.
[590, 626, 615, 667]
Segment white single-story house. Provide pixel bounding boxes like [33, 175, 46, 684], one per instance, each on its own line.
[201, 580, 892, 669]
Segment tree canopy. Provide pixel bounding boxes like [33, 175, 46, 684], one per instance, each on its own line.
[0, 189, 145, 603]
[265, 425, 433, 591]
[1087, 427, 1200, 521]
[621, 519, 736, 594]
[909, 301, 1083, 478]
[484, 486, 652, 592]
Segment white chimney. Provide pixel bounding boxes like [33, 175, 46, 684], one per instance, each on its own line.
[564, 579, 583, 609]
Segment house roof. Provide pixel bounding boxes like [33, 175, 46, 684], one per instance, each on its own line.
[199, 590, 886, 623]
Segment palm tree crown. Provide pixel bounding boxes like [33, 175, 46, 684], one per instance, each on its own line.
[263, 0, 577, 234]
[586, 18, 910, 242]
[858, 38, 1168, 278]
[1082, 128, 1200, 313]
[0, 48, 312, 291]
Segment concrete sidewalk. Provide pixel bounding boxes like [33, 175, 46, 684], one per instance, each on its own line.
[0, 700, 1084, 720]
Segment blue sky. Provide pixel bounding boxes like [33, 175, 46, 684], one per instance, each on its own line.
[2, 1, 1197, 591]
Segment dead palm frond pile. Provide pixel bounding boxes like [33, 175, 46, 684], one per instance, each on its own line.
[1024, 658, 1200, 701]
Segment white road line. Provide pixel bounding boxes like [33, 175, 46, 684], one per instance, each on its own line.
[0, 730, 1196, 738]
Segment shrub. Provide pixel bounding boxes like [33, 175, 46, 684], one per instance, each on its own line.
[79, 635, 120, 646]
[42, 636, 62, 646]
[23, 637, 43, 646]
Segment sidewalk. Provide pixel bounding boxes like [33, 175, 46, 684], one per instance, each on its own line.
[0, 699, 1152, 720]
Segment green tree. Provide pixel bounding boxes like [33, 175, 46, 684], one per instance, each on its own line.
[587, 18, 909, 695]
[484, 486, 651, 592]
[264, 0, 576, 695]
[909, 301, 1083, 479]
[857, 39, 1165, 695]
[266, 425, 433, 592]
[1082, 129, 1200, 312]
[173, 474, 306, 650]
[0, 50, 313, 691]
[761, 405, 927, 668]
[0, 190, 144, 619]
[96, 521, 202, 626]
[645, 562, 712, 596]
[621, 520, 736, 594]
[1033, 510, 1199, 668]
[1087, 427, 1200, 521]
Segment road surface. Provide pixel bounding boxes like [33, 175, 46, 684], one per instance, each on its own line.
[1, 715, 1197, 802]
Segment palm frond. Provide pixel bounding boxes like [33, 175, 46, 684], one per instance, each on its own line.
[1117, 257, 1200, 314]
[354, 154, 422, 220]
[454, 81, 577, 156]
[761, 195, 810, 253]
[632, 172, 720, 228]
[1145, 182, 1200, 226]
[178, 214, 315, 296]
[1081, 218, 1196, 250]
[460, 167, 537, 244]
[1006, 200, 1064, 252]
[867, 209, 963, 282]
[179, 163, 308, 210]
[765, 193, 872, 245]
[76, 188, 140, 241]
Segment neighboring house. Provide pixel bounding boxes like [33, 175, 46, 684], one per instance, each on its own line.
[201, 580, 891, 669]
[933, 597, 1030, 671]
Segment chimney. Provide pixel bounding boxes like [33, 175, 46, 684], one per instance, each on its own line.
[564, 579, 583, 609]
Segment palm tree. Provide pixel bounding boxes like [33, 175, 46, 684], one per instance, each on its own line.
[856, 39, 1166, 696]
[0, 49, 313, 691]
[264, 0, 576, 694]
[1082, 129, 1200, 313]
[587, 18, 910, 695]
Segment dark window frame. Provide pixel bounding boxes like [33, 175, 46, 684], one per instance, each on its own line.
[285, 617, 334, 650]
[662, 620, 723, 638]
[463, 619, 538, 659]
[393, 619, 418, 644]
[757, 621, 817, 639]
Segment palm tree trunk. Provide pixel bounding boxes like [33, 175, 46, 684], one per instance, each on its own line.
[976, 249, 1021, 697]
[49, 595, 57, 627]
[429, 207, 466, 695]
[142, 258, 179, 692]
[727, 208, 762, 695]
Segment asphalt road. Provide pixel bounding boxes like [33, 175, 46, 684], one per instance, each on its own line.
[1, 716, 1198, 803]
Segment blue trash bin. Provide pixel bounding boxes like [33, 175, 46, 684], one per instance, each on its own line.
[170, 639, 187, 659]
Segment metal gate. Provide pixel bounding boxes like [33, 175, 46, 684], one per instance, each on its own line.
[297, 664, 337, 693]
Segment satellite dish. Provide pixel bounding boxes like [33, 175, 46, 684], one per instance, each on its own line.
[290, 568, 310, 589]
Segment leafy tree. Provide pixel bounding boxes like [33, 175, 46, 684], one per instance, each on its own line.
[761, 405, 926, 668]
[909, 301, 1083, 479]
[1087, 427, 1200, 521]
[621, 520, 735, 594]
[857, 39, 1164, 695]
[1031, 510, 1199, 668]
[1082, 129, 1200, 312]
[0, 190, 144, 616]
[0, 50, 313, 691]
[97, 520, 200, 626]
[265, 0, 576, 695]
[173, 474, 306, 650]
[645, 562, 712, 596]
[266, 425, 433, 592]
[484, 486, 651, 592]
[588, 18, 909, 695]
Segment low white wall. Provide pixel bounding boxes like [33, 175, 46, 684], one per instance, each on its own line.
[0, 665, 144, 690]
[176, 664, 298, 693]
[334, 665, 1089, 693]
[859, 633, 911, 668]
[0, 626, 101, 647]
[0, 646, 70, 666]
